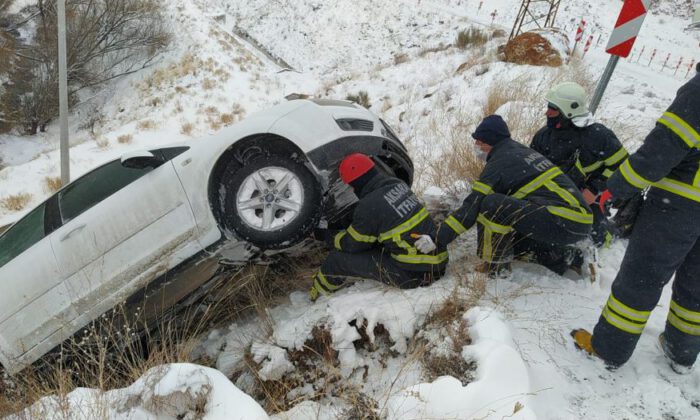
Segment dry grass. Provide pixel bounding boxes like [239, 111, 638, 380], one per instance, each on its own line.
[117, 134, 133, 144]
[346, 91, 371, 109]
[180, 122, 194, 136]
[393, 52, 409, 65]
[137, 120, 157, 131]
[0, 193, 32, 211]
[220, 113, 235, 126]
[418, 43, 451, 57]
[201, 78, 216, 90]
[43, 176, 63, 193]
[456, 27, 489, 49]
[0, 260, 312, 418]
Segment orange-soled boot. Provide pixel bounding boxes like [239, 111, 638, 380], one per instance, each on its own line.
[571, 329, 595, 355]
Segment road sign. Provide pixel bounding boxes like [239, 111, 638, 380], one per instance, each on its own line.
[606, 0, 651, 58]
[591, 0, 651, 114]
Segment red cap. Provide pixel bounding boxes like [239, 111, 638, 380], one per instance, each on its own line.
[339, 153, 375, 184]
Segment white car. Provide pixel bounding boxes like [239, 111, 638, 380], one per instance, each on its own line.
[0, 99, 413, 374]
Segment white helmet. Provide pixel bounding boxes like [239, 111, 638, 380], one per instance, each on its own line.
[545, 82, 589, 119]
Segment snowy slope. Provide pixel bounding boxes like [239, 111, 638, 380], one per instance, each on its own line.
[2, 0, 700, 419]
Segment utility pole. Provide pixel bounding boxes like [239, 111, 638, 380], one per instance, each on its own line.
[509, 0, 561, 41]
[58, 0, 70, 185]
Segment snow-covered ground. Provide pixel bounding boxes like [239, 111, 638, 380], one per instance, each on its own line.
[2, 0, 700, 418]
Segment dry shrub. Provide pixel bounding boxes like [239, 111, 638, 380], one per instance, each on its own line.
[0, 261, 306, 417]
[418, 43, 450, 57]
[220, 113, 235, 125]
[409, 105, 484, 194]
[180, 122, 194, 136]
[137, 120, 156, 130]
[456, 27, 489, 49]
[43, 176, 63, 193]
[551, 56, 596, 93]
[0, 193, 32, 211]
[117, 134, 133, 144]
[201, 78, 216, 90]
[420, 277, 484, 386]
[393, 52, 409, 65]
[203, 106, 219, 116]
[346, 91, 371, 109]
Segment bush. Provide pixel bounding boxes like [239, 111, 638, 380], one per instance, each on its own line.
[1, 192, 32, 211]
[456, 28, 489, 49]
[346, 91, 371, 108]
[0, 0, 170, 134]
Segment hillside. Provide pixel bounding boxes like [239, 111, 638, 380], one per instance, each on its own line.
[1, 0, 700, 419]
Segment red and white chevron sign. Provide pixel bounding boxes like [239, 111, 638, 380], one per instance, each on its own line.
[606, 0, 651, 58]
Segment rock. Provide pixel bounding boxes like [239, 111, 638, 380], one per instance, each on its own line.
[503, 29, 570, 67]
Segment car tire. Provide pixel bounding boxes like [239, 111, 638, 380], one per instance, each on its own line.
[223, 154, 321, 249]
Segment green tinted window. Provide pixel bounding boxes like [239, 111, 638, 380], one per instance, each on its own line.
[59, 159, 153, 223]
[0, 204, 46, 268]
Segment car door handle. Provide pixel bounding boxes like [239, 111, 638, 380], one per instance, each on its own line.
[60, 224, 86, 241]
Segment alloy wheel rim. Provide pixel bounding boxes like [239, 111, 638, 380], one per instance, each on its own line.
[235, 166, 304, 231]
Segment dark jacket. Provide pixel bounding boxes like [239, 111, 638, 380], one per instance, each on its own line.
[328, 173, 448, 272]
[531, 122, 628, 194]
[607, 71, 700, 204]
[437, 138, 592, 245]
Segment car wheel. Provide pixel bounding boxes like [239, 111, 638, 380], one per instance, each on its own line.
[224, 154, 321, 249]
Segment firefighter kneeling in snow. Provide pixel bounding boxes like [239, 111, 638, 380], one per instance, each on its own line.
[572, 61, 700, 372]
[309, 153, 447, 300]
[436, 115, 592, 278]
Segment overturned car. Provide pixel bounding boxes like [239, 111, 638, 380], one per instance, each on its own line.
[0, 99, 413, 374]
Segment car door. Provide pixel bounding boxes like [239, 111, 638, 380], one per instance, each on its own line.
[49, 147, 201, 321]
[0, 201, 78, 372]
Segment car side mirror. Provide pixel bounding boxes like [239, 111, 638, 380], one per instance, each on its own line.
[120, 151, 164, 169]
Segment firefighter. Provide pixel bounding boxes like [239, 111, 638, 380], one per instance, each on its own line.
[572, 61, 700, 372]
[531, 82, 628, 247]
[435, 115, 592, 278]
[309, 153, 448, 300]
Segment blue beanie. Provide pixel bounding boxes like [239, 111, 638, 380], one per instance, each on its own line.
[471, 115, 511, 146]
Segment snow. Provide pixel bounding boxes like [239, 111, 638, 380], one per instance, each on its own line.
[2, 0, 700, 418]
[12, 363, 269, 420]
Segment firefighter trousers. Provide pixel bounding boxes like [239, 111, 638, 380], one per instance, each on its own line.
[476, 194, 590, 271]
[592, 191, 700, 367]
[316, 248, 443, 293]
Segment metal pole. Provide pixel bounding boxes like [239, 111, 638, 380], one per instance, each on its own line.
[589, 55, 620, 115]
[58, 0, 70, 185]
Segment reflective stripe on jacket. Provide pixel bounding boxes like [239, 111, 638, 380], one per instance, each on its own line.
[531, 122, 628, 194]
[437, 138, 592, 246]
[330, 174, 448, 272]
[608, 71, 700, 204]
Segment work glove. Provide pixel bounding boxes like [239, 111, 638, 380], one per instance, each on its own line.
[413, 234, 437, 253]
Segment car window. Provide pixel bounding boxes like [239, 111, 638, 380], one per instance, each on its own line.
[58, 159, 154, 223]
[0, 203, 47, 268]
[154, 146, 189, 161]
